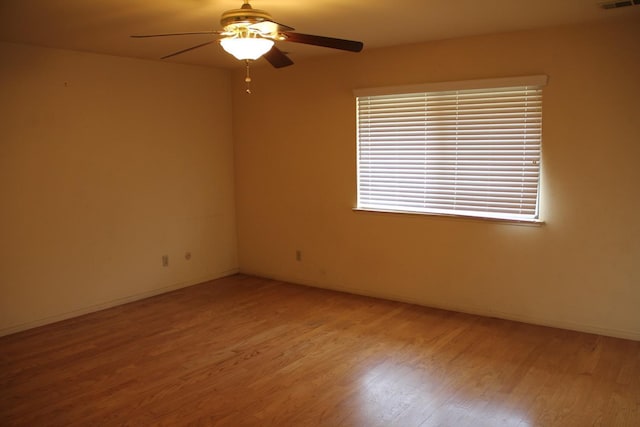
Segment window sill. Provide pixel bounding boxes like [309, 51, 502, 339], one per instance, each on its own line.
[352, 207, 545, 226]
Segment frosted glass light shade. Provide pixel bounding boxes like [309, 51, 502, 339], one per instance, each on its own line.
[220, 37, 274, 60]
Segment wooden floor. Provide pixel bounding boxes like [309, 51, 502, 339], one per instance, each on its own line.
[1, 275, 639, 426]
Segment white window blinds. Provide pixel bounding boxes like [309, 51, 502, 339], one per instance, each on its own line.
[356, 77, 545, 221]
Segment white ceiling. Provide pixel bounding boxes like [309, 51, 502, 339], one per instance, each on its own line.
[1, 0, 638, 70]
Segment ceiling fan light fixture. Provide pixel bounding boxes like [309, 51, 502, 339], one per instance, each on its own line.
[220, 36, 274, 60]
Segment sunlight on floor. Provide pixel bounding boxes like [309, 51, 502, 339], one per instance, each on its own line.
[357, 361, 532, 426]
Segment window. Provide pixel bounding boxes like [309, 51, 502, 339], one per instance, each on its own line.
[355, 75, 547, 222]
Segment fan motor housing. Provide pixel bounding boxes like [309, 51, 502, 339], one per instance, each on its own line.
[220, 7, 273, 27]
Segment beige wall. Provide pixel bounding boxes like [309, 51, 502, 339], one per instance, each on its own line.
[2, 17, 638, 340]
[233, 17, 640, 340]
[0, 42, 238, 335]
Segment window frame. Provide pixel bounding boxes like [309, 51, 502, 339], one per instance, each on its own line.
[354, 75, 547, 224]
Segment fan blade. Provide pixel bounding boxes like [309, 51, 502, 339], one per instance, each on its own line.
[249, 21, 295, 34]
[131, 31, 220, 38]
[263, 46, 294, 68]
[161, 41, 215, 59]
[282, 32, 363, 52]
[273, 21, 295, 32]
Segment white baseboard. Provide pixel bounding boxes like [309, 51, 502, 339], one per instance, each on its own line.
[240, 269, 640, 342]
[0, 268, 239, 337]
[7, 269, 637, 342]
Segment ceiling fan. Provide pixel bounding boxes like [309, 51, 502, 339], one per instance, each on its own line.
[131, 0, 364, 91]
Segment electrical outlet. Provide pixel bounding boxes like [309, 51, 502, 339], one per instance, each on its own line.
[162, 255, 169, 267]
[296, 250, 302, 262]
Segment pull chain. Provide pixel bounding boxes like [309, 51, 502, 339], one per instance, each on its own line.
[245, 60, 252, 94]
